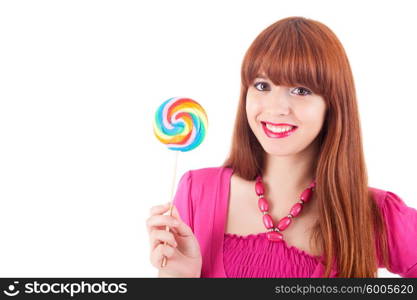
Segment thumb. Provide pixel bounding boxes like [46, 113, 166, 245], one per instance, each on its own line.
[169, 204, 193, 238]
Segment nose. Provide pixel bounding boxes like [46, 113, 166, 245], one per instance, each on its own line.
[265, 87, 292, 115]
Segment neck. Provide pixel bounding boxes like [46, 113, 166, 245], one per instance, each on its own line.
[262, 140, 319, 205]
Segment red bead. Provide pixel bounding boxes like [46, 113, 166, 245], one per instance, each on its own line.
[256, 175, 262, 183]
[255, 181, 264, 196]
[267, 231, 283, 242]
[290, 203, 303, 217]
[262, 214, 274, 229]
[300, 188, 312, 203]
[258, 197, 269, 212]
[277, 216, 292, 231]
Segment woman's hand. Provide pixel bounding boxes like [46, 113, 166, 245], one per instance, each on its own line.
[147, 203, 202, 277]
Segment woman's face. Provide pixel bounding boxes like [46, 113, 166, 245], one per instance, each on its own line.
[246, 74, 327, 156]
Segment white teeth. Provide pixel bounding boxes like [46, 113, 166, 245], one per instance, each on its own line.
[265, 124, 294, 133]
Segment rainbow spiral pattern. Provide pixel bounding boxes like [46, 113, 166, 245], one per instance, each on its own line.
[152, 97, 208, 152]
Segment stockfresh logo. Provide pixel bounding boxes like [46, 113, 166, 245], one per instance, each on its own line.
[3, 281, 20, 297]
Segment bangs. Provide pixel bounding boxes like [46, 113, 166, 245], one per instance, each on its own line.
[242, 19, 334, 96]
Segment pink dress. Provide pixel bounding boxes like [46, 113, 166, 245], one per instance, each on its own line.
[172, 166, 417, 277]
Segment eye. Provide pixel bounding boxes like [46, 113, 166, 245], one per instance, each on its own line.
[291, 87, 312, 96]
[253, 81, 270, 91]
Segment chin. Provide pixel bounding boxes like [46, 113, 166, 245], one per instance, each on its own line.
[266, 152, 296, 157]
[261, 140, 311, 156]
[262, 146, 297, 157]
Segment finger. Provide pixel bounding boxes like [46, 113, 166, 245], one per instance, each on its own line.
[168, 204, 181, 219]
[168, 205, 193, 238]
[146, 215, 180, 234]
[157, 203, 181, 220]
[151, 244, 175, 269]
[149, 203, 172, 217]
[147, 204, 192, 238]
[150, 229, 178, 251]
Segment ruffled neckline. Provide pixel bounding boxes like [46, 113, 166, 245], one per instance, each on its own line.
[224, 231, 323, 260]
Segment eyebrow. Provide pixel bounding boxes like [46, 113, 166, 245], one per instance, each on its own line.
[255, 74, 268, 79]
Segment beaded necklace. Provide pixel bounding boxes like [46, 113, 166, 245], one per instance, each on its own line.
[255, 175, 316, 242]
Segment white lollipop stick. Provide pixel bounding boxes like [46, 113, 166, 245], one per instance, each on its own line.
[161, 150, 179, 268]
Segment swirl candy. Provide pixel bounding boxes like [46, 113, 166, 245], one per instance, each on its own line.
[152, 97, 208, 152]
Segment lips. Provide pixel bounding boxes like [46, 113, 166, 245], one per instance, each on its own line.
[261, 121, 298, 139]
[262, 121, 298, 127]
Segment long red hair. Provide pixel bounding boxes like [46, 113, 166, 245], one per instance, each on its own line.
[222, 16, 391, 277]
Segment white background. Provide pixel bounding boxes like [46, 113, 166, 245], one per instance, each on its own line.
[0, 0, 416, 278]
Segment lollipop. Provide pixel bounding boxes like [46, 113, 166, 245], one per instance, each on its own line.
[152, 97, 208, 268]
[152, 97, 208, 152]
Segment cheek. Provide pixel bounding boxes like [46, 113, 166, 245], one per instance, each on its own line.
[299, 103, 326, 127]
[246, 97, 262, 120]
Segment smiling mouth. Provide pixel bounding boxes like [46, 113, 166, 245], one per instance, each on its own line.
[261, 122, 298, 138]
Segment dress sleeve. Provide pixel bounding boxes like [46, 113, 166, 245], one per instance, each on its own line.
[380, 191, 417, 277]
[172, 170, 194, 231]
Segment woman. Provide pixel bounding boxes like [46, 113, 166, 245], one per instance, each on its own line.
[146, 16, 417, 277]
